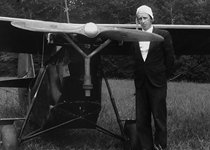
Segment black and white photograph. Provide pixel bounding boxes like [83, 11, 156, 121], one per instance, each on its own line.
[0, 0, 209, 149]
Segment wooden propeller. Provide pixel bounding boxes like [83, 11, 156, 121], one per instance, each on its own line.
[11, 21, 163, 42]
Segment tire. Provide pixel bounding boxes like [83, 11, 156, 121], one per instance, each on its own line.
[0, 125, 18, 150]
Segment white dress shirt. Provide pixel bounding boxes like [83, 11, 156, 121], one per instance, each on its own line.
[139, 26, 153, 61]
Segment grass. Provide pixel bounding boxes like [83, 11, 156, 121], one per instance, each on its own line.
[167, 82, 210, 150]
[0, 80, 210, 150]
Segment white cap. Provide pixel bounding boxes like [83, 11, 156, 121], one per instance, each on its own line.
[136, 5, 154, 19]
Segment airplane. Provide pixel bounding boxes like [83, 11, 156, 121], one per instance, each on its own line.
[0, 16, 164, 150]
[0, 14, 209, 150]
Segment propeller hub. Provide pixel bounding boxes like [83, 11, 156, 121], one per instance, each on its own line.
[84, 22, 98, 38]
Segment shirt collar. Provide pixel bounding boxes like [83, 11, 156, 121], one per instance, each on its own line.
[142, 25, 153, 33]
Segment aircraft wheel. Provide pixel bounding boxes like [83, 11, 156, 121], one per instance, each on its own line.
[0, 125, 18, 150]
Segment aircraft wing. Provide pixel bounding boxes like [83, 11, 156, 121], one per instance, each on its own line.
[0, 16, 163, 54]
[100, 24, 210, 55]
[155, 24, 210, 55]
[0, 17, 45, 54]
[0, 77, 34, 88]
[0, 16, 210, 55]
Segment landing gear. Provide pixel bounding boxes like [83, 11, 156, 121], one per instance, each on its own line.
[0, 125, 18, 150]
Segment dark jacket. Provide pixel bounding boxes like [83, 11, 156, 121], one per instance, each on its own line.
[132, 27, 175, 88]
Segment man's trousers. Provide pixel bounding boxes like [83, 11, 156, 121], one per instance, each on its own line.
[135, 79, 167, 150]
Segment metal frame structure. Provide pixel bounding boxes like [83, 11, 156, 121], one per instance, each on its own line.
[0, 34, 130, 149]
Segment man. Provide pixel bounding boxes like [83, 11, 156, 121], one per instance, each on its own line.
[133, 5, 175, 150]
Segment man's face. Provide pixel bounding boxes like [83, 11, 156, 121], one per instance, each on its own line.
[136, 13, 153, 31]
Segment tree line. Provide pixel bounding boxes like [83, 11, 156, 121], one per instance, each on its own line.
[0, 0, 210, 82]
[1, 0, 209, 24]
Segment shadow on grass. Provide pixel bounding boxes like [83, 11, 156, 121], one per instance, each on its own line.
[36, 128, 123, 150]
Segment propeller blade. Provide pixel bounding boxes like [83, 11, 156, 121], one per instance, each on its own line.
[11, 20, 163, 42]
[98, 27, 164, 42]
[11, 21, 100, 38]
[11, 20, 85, 34]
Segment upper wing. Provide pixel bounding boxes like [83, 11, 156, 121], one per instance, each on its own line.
[101, 24, 210, 55]
[1, 16, 209, 55]
[0, 16, 163, 54]
[0, 17, 45, 54]
[155, 24, 210, 55]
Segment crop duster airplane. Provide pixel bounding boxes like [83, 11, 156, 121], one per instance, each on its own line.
[0, 14, 209, 150]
